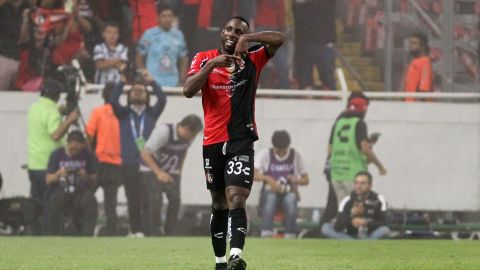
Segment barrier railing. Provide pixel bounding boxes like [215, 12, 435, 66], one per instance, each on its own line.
[81, 83, 480, 103]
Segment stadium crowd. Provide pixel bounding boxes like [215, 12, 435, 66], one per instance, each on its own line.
[0, 0, 338, 91]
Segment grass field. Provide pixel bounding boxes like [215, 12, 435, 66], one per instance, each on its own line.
[1, 237, 480, 270]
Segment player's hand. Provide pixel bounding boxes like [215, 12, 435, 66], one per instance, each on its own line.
[209, 54, 241, 68]
[351, 217, 367, 228]
[234, 36, 248, 59]
[155, 170, 173, 184]
[55, 168, 67, 181]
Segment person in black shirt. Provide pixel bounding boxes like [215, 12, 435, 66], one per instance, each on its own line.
[46, 131, 98, 236]
[321, 171, 390, 240]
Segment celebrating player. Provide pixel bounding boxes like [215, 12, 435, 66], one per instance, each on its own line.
[183, 16, 284, 270]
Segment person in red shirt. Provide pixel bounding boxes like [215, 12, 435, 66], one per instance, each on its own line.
[85, 83, 122, 235]
[404, 31, 433, 102]
[129, 0, 157, 43]
[183, 16, 284, 270]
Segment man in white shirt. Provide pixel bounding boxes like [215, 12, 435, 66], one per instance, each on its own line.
[254, 130, 309, 238]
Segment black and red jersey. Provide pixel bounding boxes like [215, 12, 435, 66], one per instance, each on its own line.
[187, 44, 270, 146]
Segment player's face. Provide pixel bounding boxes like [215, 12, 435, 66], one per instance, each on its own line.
[177, 125, 196, 141]
[67, 141, 85, 157]
[103, 26, 119, 46]
[130, 85, 148, 105]
[354, 175, 371, 195]
[221, 19, 248, 54]
[158, 9, 175, 30]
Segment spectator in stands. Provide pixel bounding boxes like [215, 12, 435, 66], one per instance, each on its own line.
[254, 130, 309, 239]
[328, 92, 386, 209]
[85, 83, 122, 236]
[182, 0, 255, 60]
[129, 0, 157, 43]
[293, 0, 337, 90]
[321, 171, 390, 240]
[0, 0, 31, 90]
[404, 32, 432, 102]
[140, 114, 203, 236]
[27, 79, 79, 234]
[93, 22, 128, 84]
[46, 130, 98, 236]
[254, 0, 290, 89]
[136, 3, 188, 87]
[16, 0, 91, 90]
[109, 80, 167, 237]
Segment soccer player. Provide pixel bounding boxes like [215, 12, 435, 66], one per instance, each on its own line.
[183, 16, 285, 270]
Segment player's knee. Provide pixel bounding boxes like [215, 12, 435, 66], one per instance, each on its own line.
[229, 193, 247, 209]
[212, 201, 228, 210]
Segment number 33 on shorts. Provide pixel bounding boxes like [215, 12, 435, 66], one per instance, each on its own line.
[226, 155, 251, 176]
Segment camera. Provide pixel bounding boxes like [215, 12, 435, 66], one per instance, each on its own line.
[59, 168, 80, 194]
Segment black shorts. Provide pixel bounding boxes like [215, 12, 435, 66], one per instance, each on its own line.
[203, 139, 254, 190]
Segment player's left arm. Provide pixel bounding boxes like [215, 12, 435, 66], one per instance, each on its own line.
[235, 31, 285, 58]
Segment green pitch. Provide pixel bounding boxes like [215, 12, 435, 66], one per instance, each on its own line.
[1, 237, 479, 270]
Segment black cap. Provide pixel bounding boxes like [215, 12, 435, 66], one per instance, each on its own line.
[40, 79, 63, 100]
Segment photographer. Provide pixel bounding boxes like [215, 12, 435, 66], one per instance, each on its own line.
[254, 131, 309, 238]
[46, 131, 98, 236]
[321, 171, 390, 240]
[27, 79, 79, 235]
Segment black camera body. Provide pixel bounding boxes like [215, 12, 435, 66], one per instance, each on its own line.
[54, 66, 80, 115]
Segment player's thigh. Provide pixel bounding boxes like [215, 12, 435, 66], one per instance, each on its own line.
[224, 150, 254, 191]
[203, 143, 227, 191]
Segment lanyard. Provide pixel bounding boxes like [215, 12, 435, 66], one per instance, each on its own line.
[130, 113, 145, 139]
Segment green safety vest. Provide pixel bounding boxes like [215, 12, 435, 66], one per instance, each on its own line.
[330, 116, 367, 182]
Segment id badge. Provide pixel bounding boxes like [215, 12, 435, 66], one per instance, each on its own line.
[135, 136, 146, 151]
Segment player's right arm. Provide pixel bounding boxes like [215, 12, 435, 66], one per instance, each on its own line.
[183, 54, 241, 98]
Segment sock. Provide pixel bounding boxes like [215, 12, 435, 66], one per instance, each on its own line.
[228, 208, 247, 257]
[210, 208, 229, 259]
[216, 257, 227, 264]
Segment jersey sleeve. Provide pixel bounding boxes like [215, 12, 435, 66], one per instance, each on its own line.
[248, 44, 270, 71]
[355, 120, 368, 148]
[187, 52, 207, 77]
[254, 149, 270, 172]
[144, 124, 170, 154]
[294, 151, 308, 176]
[93, 44, 105, 61]
[137, 31, 151, 56]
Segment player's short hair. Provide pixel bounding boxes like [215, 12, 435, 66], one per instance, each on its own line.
[179, 114, 203, 134]
[355, 171, 373, 183]
[410, 31, 430, 53]
[67, 130, 86, 144]
[102, 21, 120, 32]
[272, 130, 291, 149]
[229, 16, 250, 29]
[157, 3, 174, 15]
